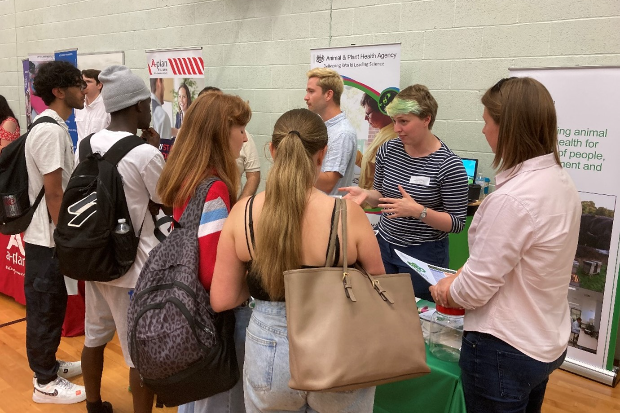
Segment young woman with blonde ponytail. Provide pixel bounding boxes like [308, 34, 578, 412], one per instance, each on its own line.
[210, 108, 384, 412]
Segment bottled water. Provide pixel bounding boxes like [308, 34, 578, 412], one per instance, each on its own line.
[114, 218, 131, 235]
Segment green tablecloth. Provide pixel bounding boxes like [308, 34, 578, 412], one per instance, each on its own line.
[373, 302, 467, 413]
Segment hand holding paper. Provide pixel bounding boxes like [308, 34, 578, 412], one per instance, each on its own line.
[394, 249, 456, 286]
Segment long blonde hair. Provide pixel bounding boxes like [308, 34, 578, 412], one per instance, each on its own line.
[253, 109, 328, 300]
[157, 92, 251, 207]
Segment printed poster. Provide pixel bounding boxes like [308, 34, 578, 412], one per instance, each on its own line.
[311, 43, 401, 187]
[26, 53, 54, 127]
[145, 48, 205, 160]
[511, 67, 620, 372]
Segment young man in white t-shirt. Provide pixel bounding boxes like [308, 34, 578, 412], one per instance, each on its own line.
[24, 60, 87, 404]
[78, 65, 165, 413]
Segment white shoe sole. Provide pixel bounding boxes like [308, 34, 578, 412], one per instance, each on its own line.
[32, 389, 86, 404]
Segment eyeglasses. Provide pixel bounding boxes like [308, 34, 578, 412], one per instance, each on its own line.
[491, 77, 516, 94]
[63, 80, 87, 91]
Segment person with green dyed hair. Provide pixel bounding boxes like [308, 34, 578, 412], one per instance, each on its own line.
[341, 84, 469, 302]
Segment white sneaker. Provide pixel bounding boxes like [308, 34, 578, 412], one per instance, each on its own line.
[57, 360, 82, 379]
[32, 376, 86, 404]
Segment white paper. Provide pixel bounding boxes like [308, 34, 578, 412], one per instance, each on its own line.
[394, 249, 456, 286]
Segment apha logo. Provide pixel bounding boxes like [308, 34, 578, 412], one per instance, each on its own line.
[315, 54, 325, 64]
[6, 233, 25, 266]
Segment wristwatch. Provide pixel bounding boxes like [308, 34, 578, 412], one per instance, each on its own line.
[419, 207, 427, 220]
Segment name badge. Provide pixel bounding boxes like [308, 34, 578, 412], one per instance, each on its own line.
[409, 176, 431, 186]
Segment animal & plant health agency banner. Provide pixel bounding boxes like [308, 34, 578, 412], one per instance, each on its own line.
[145, 47, 205, 160]
[511, 67, 620, 374]
[310, 43, 401, 195]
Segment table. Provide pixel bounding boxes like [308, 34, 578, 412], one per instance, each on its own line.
[373, 302, 467, 413]
[0, 233, 85, 336]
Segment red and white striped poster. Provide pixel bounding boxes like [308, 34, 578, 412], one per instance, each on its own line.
[145, 48, 205, 159]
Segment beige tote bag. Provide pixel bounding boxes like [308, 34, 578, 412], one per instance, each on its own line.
[284, 199, 430, 392]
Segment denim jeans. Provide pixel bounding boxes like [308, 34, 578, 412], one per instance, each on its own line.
[377, 235, 449, 301]
[177, 305, 252, 413]
[460, 331, 567, 413]
[243, 300, 375, 413]
[24, 243, 68, 383]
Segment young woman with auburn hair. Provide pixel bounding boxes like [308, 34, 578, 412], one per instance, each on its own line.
[158, 92, 251, 413]
[430, 77, 581, 413]
[210, 108, 385, 412]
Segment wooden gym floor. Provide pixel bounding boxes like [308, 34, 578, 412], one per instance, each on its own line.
[1, 292, 620, 413]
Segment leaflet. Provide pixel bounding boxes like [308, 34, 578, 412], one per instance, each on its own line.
[394, 250, 457, 286]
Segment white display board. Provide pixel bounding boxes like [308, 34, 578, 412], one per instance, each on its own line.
[511, 67, 620, 371]
[77, 51, 124, 70]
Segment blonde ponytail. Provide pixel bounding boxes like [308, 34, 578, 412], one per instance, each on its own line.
[253, 109, 328, 300]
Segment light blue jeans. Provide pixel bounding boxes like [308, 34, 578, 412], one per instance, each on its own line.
[243, 300, 375, 413]
[177, 305, 252, 413]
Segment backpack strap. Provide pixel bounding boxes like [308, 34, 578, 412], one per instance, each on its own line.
[103, 135, 146, 165]
[27, 116, 58, 131]
[28, 116, 61, 223]
[178, 177, 219, 231]
[78, 133, 96, 162]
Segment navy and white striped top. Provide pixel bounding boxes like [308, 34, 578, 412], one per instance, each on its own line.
[374, 138, 468, 247]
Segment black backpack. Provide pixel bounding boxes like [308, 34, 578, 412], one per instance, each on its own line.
[0, 116, 58, 235]
[127, 177, 239, 407]
[53, 134, 146, 282]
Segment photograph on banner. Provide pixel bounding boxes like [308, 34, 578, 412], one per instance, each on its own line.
[26, 53, 54, 126]
[310, 43, 400, 188]
[511, 67, 620, 369]
[567, 192, 615, 354]
[77, 51, 124, 71]
[146, 48, 204, 160]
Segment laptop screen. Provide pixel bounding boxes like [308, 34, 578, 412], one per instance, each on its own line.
[461, 158, 478, 185]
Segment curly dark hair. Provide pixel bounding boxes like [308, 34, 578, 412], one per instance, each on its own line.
[33, 61, 82, 105]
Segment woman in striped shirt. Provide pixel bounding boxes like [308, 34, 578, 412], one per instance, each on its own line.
[342, 85, 468, 301]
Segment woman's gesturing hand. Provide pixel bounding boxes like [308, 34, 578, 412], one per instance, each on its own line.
[339, 186, 368, 206]
[378, 185, 424, 219]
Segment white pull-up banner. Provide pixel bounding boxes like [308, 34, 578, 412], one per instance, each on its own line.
[511, 67, 620, 379]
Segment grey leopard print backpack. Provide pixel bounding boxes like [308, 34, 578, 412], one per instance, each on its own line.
[127, 177, 239, 407]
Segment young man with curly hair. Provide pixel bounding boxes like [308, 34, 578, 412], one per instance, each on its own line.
[24, 60, 87, 405]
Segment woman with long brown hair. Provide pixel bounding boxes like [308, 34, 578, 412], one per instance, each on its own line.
[158, 92, 251, 413]
[210, 108, 384, 412]
[430, 77, 581, 413]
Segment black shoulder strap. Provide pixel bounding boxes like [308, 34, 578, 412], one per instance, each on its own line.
[103, 135, 146, 165]
[244, 195, 256, 260]
[25, 116, 60, 221]
[178, 176, 219, 230]
[28, 116, 58, 132]
[78, 133, 96, 162]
